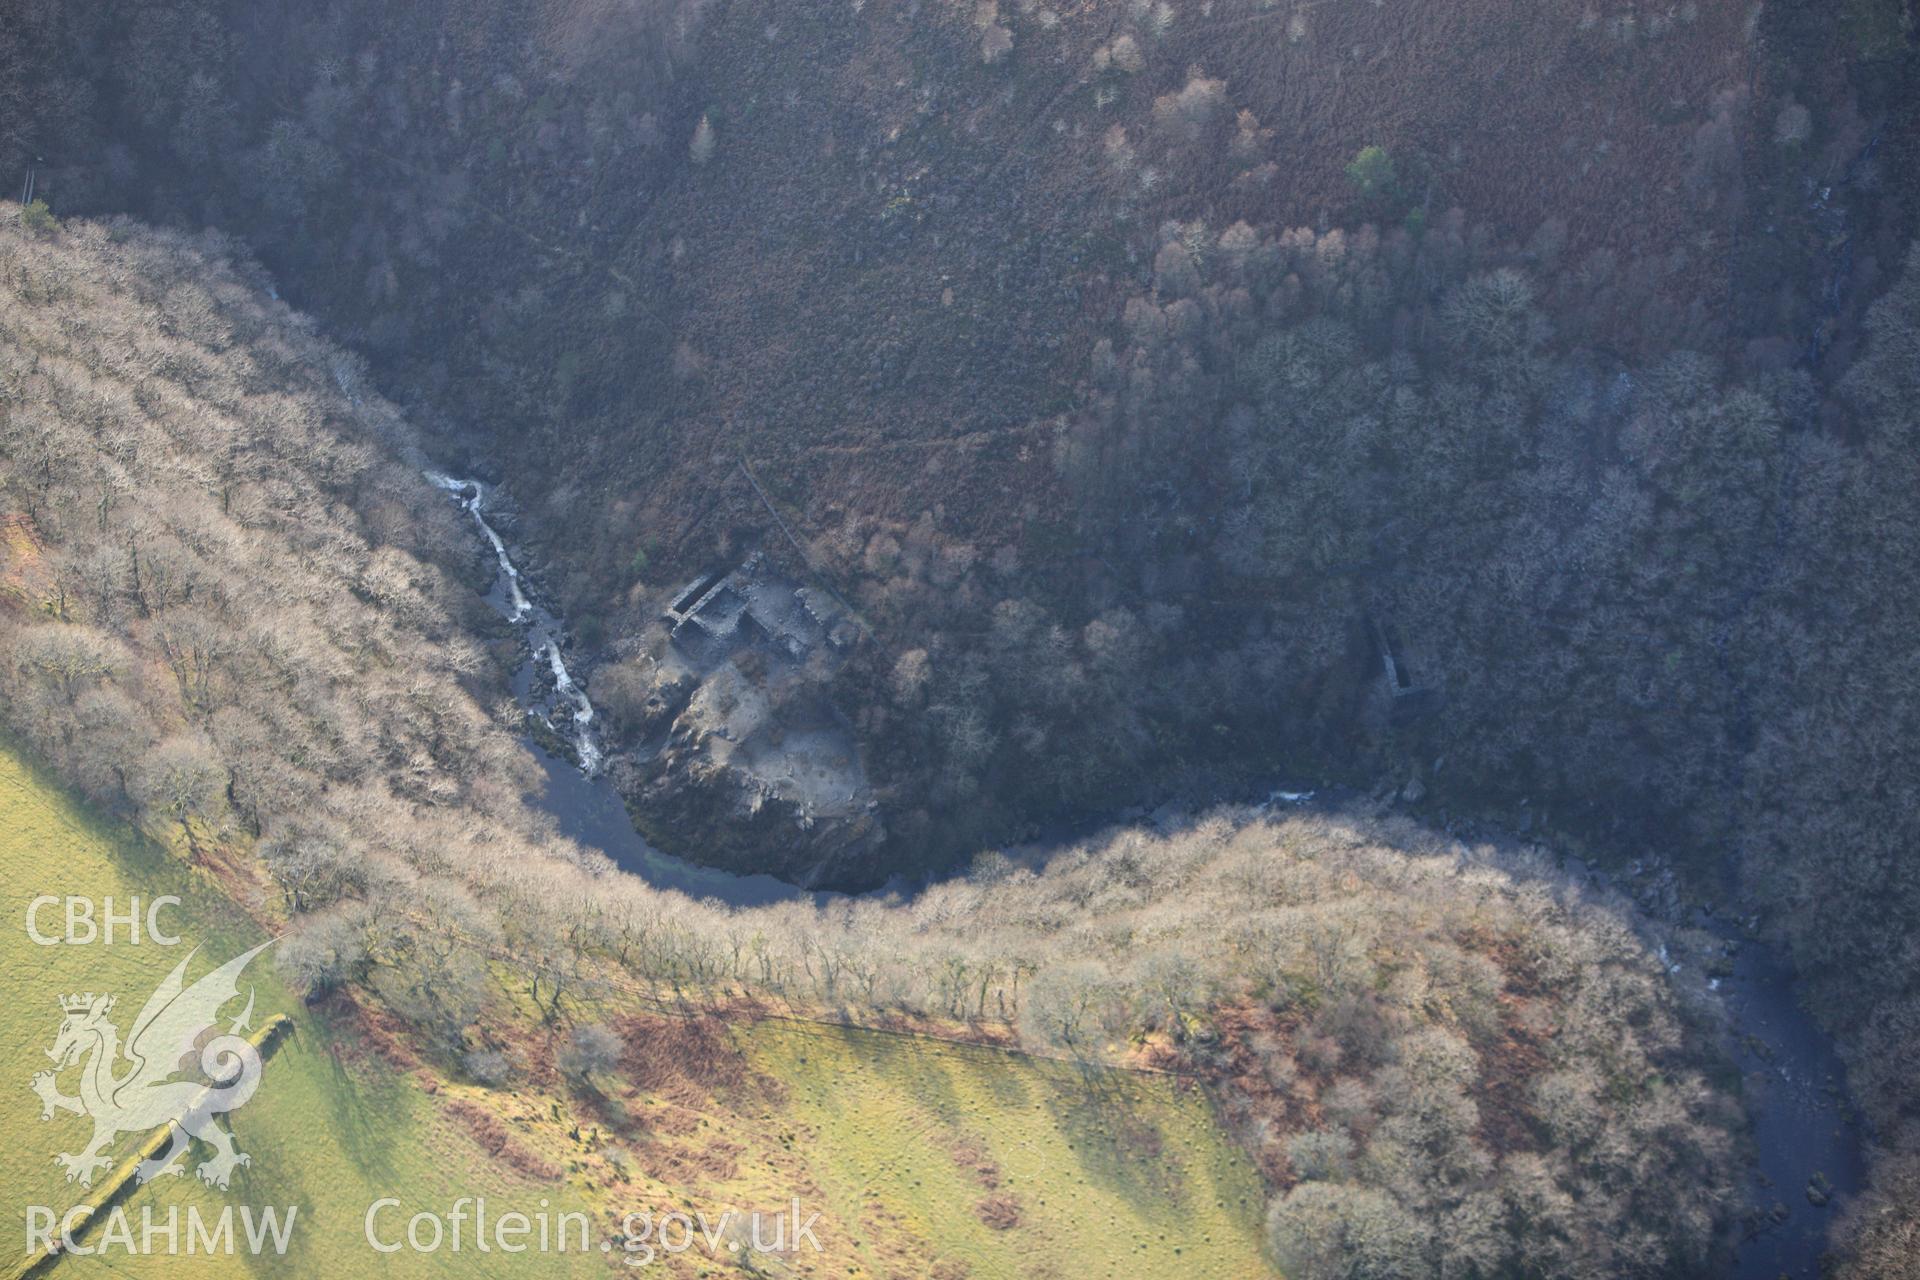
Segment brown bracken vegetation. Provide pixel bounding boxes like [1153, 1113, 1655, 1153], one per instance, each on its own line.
[10, 0, 1920, 1271]
[0, 210, 1742, 1277]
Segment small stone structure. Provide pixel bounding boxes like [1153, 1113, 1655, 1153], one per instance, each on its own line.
[665, 553, 854, 671]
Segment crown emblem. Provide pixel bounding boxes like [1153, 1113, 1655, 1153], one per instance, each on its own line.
[34, 941, 276, 1195]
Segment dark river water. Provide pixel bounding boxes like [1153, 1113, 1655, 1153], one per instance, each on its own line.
[433, 470, 1866, 1278]
[527, 743, 832, 908]
[1716, 922, 1864, 1278]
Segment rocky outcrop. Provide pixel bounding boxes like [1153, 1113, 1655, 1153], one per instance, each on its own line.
[606, 555, 887, 888]
[613, 746, 887, 888]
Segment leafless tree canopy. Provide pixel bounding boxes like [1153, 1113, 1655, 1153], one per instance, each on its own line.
[0, 208, 1745, 1279]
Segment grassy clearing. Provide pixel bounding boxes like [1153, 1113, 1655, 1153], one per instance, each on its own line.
[0, 740, 1274, 1277]
[737, 1021, 1273, 1279]
[0, 744, 600, 1279]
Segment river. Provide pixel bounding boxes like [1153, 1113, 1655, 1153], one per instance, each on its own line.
[428, 470, 1864, 1276]
[1715, 918, 1864, 1278]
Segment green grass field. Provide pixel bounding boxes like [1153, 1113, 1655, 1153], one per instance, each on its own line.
[0, 745, 601, 1280]
[0, 741, 1275, 1279]
[738, 1021, 1274, 1279]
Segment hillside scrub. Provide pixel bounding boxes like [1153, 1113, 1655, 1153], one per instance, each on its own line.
[0, 209, 1742, 1277]
[1758, 246, 1920, 1278]
[6, 0, 1919, 1270]
[792, 199, 1814, 877]
[1, 2, 1784, 860]
[1054, 213, 1920, 1276]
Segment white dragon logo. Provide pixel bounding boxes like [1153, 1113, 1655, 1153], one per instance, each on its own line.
[30, 941, 273, 1191]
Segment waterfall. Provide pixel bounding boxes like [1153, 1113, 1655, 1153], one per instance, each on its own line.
[425, 471, 601, 773]
[426, 471, 530, 619]
[544, 637, 600, 771]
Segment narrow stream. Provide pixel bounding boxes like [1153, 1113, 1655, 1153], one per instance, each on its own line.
[430, 467, 1863, 1275]
[426, 473, 599, 773]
